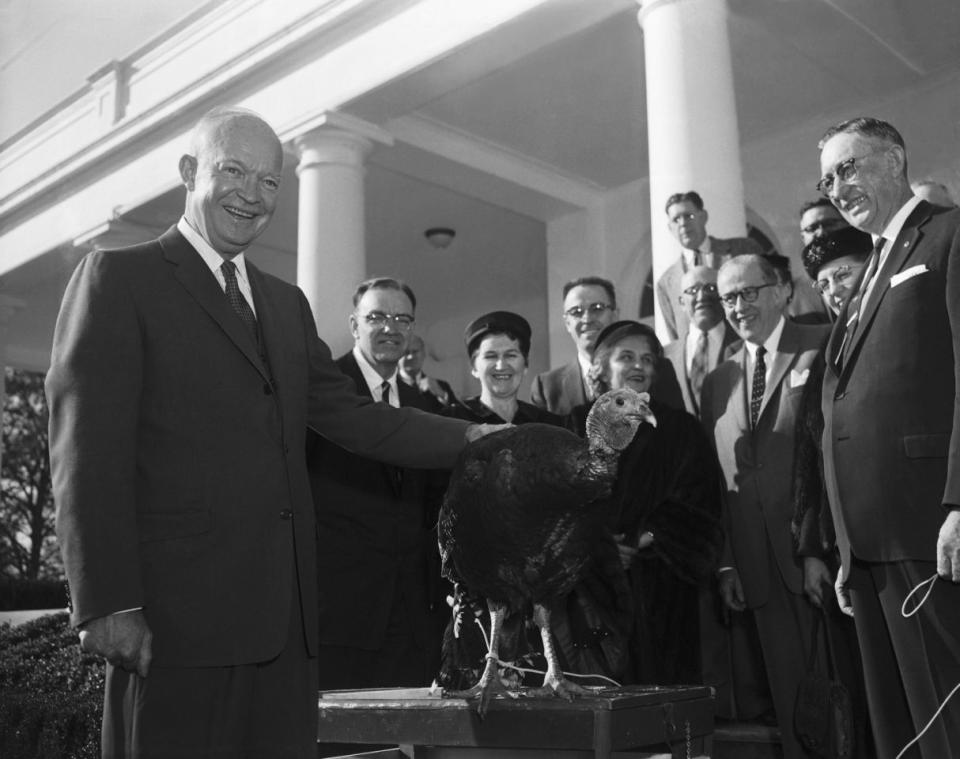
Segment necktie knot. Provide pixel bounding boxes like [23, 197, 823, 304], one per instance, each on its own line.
[380, 381, 391, 406]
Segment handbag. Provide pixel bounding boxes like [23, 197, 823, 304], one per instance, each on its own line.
[794, 608, 854, 759]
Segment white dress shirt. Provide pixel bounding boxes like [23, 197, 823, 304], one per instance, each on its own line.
[743, 316, 786, 387]
[177, 217, 257, 316]
[352, 345, 399, 407]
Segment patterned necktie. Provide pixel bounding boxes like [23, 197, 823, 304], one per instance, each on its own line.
[688, 330, 710, 404]
[837, 238, 883, 368]
[381, 381, 391, 406]
[750, 345, 766, 428]
[221, 260, 258, 340]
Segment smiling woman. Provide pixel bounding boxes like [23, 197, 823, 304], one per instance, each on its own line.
[565, 319, 725, 686]
[447, 310, 560, 427]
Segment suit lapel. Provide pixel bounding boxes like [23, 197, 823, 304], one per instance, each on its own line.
[759, 320, 797, 422]
[562, 362, 588, 406]
[160, 227, 269, 382]
[842, 204, 931, 377]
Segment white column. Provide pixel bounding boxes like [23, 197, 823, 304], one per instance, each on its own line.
[292, 112, 393, 353]
[638, 0, 748, 338]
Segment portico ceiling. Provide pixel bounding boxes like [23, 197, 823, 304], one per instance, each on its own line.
[0, 0, 958, 373]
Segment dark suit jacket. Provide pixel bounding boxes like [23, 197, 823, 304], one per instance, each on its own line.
[663, 323, 741, 417]
[46, 226, 469, 668]
[701, 320, 830, 608]
[656, 235, 764, 341]
[309, 352, 443, 651]
[821, 202, 960, 575]
[530, 360, 586, 416]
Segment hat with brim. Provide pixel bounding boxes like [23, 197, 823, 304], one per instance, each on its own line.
[801, 227, 873, 280]
[464, 311, 532, 359]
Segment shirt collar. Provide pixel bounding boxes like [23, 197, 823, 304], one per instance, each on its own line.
[680, 235, 712, 268]
[876, 195, 922, 249]
[177, 216, 251, 284]
[686, 319, 726, 351]
[352, 344, 398, 400]
[744, 315, 785, 360]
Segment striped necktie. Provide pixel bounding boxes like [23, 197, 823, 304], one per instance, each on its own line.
[750, 346, 766, 428]
[688, 330, 710, 404]
[837, 238, 883, 368]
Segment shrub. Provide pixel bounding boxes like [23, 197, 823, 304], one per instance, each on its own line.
[0, 612, 103, 759]
[0, 578, 68, 611]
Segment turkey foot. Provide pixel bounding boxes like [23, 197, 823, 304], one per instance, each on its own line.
[442, 600, 518, 717]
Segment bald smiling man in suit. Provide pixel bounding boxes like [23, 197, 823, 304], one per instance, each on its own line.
[47, 106, 503, 759]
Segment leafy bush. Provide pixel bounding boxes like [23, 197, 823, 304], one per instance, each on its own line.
[0, 612, 102, 759]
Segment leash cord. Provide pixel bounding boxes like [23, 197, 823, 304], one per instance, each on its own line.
[893, 573, 960, 758]
[473, 616, 622, 687]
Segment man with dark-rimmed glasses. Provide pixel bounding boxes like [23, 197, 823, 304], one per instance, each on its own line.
[818, 116, 960, 758]
[702, 253, 831, 759]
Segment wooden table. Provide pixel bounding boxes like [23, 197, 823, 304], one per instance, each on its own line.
[317, 685, 714, 759]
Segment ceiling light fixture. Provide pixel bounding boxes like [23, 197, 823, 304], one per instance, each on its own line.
[425, 227, 456, 250]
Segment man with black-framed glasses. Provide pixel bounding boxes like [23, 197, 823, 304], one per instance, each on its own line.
[307, 276, 455, 703]
[530, 275, 620, 416]
[663, 266, 740, 419]
[702, 253, 831, 759]
[818, 117, 960, 759]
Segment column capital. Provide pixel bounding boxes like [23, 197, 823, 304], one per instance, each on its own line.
[289, 111, 394, 173]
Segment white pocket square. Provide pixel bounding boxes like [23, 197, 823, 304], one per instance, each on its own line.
[790, 368, 809, 388]
[890, 264, 929, 287]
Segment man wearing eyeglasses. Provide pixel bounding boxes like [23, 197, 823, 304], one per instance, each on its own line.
[818, 117, 960, 758]
[657, 191, 764, 342]
[307, 276, 452, 698]
[530, 276, 620, 416]
[662, 266, 740, 419]
[702, 254, 831, 759]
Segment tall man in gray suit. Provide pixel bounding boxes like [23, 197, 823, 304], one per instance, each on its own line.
[818, 117, 960, 758]
[46, 107, 499, 758]
[702, 254, 831, 759]
[657, 191, 763, 342]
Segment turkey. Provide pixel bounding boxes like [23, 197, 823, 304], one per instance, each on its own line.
[437, 388, 654, 715]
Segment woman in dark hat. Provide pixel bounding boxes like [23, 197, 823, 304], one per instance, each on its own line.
[563, 320, 725, 686]
[435, 311, 562, 690]
[792, 224, 876, 758]
[793, 226, 873, 559]
[448, 310, 561, 425]
[801, 226, 874, 317]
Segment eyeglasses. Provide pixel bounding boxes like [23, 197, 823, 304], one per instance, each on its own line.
[718, 283, 777, 307]
[564, 303, 614, 320]
[816, 155, 871, 197]
[812, 265, 859, 294]
[362, 311, 415, 330]
[669, 212, 699, 225]
[680, 283, 719, 301]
